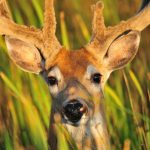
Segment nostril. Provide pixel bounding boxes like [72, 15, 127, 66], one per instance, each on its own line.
[63, 100, 87, 123]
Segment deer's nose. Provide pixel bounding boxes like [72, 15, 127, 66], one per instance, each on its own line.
[63, 100, 87, 124]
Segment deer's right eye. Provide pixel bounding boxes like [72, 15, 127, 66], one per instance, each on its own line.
[47, 76, 58, 86]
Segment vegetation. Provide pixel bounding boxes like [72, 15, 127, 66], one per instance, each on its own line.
[0, 0, 149, 149]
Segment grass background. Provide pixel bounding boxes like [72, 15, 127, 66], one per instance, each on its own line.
[0, 0, 150, 149]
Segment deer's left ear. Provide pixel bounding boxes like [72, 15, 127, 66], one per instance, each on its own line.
[104, 30, 141, 71]
[5, 36, 43, 74]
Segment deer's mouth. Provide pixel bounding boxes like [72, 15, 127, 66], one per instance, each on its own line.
[62, 99, 89, 126]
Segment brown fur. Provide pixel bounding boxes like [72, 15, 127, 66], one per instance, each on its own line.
[46, 48, 100, 80]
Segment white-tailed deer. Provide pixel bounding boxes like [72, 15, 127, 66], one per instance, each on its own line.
[0, 0, 150, 149]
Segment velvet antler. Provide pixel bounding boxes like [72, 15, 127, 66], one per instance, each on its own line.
[86, 1, 150, 60]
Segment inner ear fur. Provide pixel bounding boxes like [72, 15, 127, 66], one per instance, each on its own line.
[104, 30, 141, 71]
[5, 36, 42, 74]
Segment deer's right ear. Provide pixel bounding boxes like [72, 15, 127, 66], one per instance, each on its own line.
[5, 36, 43, 74]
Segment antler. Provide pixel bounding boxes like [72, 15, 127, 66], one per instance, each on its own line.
[0, 0, 62, 63]
[86, 1, 150, 60]
[43, 0, 62, 60]
[0, 0, 43, 49]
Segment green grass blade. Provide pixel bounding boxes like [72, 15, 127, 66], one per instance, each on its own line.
[129, 70, 145, 100]
[31, 0, 43, 26]
[0, 72, 21, 98]
[75, 15, 90, 41]
[105, 85, 124, 109]
[60, 12, 70, 49]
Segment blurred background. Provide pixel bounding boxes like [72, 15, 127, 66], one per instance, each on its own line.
[0, 0, 150, 149]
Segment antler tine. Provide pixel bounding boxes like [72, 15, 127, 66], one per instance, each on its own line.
[92, 1, 105, 38]
[0, 0, 43, 49]
[0, 0, 11, 18]
[43, 0, 56, 38]
[43, 0, 62, 60]
[86, 1, 106, 59]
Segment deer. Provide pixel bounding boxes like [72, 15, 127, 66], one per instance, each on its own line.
[0, 0, 150, 149]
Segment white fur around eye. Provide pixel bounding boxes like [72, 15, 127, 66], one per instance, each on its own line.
[49, 85, 58, 95]
[84, 65, 102, 92]
[48, 66, 62, 81]
[85, 65, 99, 79]
[48, 66, 64, 95]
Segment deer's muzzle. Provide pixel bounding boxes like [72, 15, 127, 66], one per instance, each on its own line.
[62, 99, 88, 125]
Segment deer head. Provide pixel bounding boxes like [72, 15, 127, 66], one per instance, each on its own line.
[0, 0, 150, 149]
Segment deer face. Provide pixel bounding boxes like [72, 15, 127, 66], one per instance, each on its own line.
[42, 49, 108, 126]
[40, 29, 140, 128]
[1, 0, 150, 149]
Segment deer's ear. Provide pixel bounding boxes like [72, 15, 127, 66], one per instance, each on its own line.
[5, 36, 42, 74]
[104, 31, 140, 71]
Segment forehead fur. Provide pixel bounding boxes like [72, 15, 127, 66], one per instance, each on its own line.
[46, 48, 99, 80]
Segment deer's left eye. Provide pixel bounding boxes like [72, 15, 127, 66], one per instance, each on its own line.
[91, 73, 102, 84]
[48, 76, 58, 86]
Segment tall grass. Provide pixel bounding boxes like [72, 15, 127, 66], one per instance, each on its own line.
[0, 0, 150, 150]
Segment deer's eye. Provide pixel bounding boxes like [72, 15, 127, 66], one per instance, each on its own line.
[91, 73, 102, 84]
[48, 76, 58, 86]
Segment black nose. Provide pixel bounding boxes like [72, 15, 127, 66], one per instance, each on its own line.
[63, 100, 86, 123]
